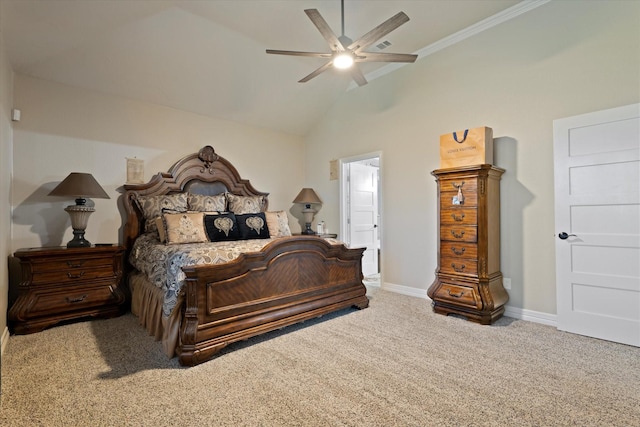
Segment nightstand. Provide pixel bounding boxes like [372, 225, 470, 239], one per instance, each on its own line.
[9, 245, 127, 334]
[293, 233, 338, 238]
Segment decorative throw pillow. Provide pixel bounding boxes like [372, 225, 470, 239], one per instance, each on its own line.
[236, 213, 270, 240]
[155, 217, 167, 243]
[187, 193, 227, 212]
[226, 193, 265, 215]
[265, 211, 292, 237]
[135, 193, 188, 233]
[162, 212, 207, 244]
[203, 212, 241, 242]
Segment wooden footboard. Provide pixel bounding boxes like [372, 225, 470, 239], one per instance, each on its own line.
[179, 236, 369, 366]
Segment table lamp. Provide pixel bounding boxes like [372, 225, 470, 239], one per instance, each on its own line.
[293, 188, 322, 235]
[48, 172, 110, 248]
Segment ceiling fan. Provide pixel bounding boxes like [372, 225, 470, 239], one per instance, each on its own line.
[266, 0, 418, 86]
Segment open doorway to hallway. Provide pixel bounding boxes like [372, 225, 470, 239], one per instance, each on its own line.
[340, 153, 381, 286]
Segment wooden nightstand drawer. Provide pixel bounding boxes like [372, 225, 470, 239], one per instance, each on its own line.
[24, 284, 121, 317]
[9, 245, 127, 334]
[29, 256, 113, 273]
[32, 265, 115, 285]
[440, 208, 478, 225]
[441, 242, 478, 259]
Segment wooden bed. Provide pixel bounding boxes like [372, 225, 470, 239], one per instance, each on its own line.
[121, 146, 369, 366]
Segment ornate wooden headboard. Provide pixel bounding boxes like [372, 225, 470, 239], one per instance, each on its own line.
[121, 146, 269, 251]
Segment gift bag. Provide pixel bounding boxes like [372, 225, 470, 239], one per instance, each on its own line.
[439, 126, 493, 168]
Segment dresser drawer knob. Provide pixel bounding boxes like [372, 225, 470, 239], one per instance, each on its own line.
[451, 263, 466, 273]
[67, 271, 85, 279]
[450, 230, 465, 239]
[451, 213, 465, 222]
[447, 289, 464, 298]
[66, 294, 87, 303]
[451, 247, 465, 256]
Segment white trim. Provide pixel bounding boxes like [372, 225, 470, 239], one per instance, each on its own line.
[381, 281, 429, 299]
[1, 326, 9, 357]
[351, 0, 551, 89]
[379, 284, 557, 327]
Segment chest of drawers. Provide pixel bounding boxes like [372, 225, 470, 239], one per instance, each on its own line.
[9, 245, 127, 334]
[427, 164, 508, 324]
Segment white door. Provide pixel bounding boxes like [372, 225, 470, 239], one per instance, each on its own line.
[348, 162, 379, 277]
[553, 103, 640, 347]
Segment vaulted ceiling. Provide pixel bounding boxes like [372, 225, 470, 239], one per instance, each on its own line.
[2, 0, 525, 136]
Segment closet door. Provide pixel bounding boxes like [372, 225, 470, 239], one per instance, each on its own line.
[554, 103, 640, 346]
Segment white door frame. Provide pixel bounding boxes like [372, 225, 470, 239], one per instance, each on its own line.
[340, 152, 382, 279]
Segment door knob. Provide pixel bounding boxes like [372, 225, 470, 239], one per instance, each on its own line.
[558, 232, 577, 240]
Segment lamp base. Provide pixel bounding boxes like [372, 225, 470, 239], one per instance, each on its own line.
[301, 223, 316, 235]
[67, 229, 92, 248]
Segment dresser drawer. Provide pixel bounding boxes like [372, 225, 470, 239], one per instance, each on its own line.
[440, 257, 478, 277]
[440, 178, 478, 207]
[441, 242, 478, 259]
[440, 208, 477, 225]
[25, 285, 119, 317]
[441, 225, 477, 243]
[433, 283, 482, 309]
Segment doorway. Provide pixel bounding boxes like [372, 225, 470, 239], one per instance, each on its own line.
[340, 153, 381, 282]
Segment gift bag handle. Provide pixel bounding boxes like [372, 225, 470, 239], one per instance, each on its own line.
[453, 129, 469, 143]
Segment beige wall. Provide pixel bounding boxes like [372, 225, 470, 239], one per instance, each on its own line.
[304, 1, 640, 314]
[1, 11, 14, 351]
[11, 76, 305, 250]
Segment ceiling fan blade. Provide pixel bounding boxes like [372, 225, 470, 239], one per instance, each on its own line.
[350, 65, 368, 87]
[266, 49, 332, 58]
[298, 61, 334, 83]
[348, 11, 410, 53]
[304, 9, 344, 51]
[356, 52, 418, 63]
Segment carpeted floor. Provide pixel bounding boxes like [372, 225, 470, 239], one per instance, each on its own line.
[1, 287, 638, 427]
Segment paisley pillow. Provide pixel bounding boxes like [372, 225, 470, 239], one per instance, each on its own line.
[226, 193, 265, 215]
[203, 212, 241, 242]
[265, 210, 292, 237]
[135, 193, 188, 233]
[187, 193, 227, 212]
[236, 213, 270, 240]
[162, 212, 207, 244]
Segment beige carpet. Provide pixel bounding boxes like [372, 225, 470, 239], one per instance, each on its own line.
[1, 288, 638, 427]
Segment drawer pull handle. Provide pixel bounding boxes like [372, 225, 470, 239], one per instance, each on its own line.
[451, 247, 465, 256]
[447, 289, 464, 298]
[67, 271, 85, 279]
[67, 261, 85, 268]
[66, 294, 88, 303]
[451, 263, 466, 272]
[451, 213, 465, 222]
[450, 230, 465, 239]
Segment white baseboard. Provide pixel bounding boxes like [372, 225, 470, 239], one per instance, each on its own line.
[380, 282, 557, 327]
[1, 326, 9, 357]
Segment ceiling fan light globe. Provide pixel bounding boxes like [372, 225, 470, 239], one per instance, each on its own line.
[334, 53, 354, 69]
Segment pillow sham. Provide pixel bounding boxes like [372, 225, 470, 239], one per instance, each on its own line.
[187, 193, 227, 212]
[226, 193, 265, 215]
[162, 212, 208, 244]
[203, 212, 241, 242]
[265, 210, 292, 237]
[136, 193, 188, 233]
[236, 213, 270, 240]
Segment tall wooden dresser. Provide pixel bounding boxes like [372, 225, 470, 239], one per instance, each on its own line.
[427, 164, 508, 324]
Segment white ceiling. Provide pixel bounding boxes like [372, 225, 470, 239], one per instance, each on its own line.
[1, 0, 525, 136]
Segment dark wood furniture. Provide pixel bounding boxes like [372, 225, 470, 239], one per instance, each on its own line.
[427, 164, 508, 324]
[9, 245, 126, 334]
[122, 146, 369, 366]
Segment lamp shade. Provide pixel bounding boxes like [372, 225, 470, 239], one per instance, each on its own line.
[48, 173, 110, 200]
[292, 188, 322, 205]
